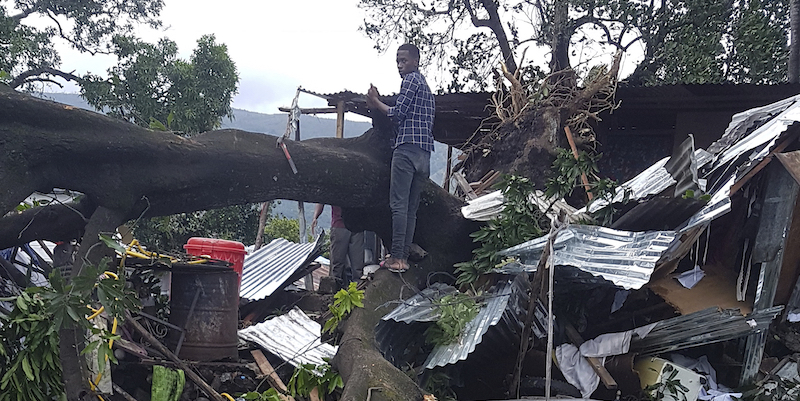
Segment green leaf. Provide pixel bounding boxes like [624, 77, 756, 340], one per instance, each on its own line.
[98, 234, 126, 254]
[21, 357, 33, 381]
[149, 117, 167, 131]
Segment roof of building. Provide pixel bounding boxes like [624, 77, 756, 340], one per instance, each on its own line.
[302, 84, 800, 146]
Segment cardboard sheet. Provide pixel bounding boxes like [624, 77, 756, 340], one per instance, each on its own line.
[650, 263, 752, 315]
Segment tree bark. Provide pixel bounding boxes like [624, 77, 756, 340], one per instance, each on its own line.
[0, 85, 480, 400]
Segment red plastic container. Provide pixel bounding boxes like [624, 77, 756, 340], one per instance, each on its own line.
[184, 238, 247, 289]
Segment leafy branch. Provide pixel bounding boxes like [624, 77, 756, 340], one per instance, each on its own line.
[424, 293, 483, 346]
[455, 174, 547, 286]
[323, 282, 365, 334]
[287, 360, 343, 397]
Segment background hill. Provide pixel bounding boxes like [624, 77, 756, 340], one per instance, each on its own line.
[37, 93, 453, 230]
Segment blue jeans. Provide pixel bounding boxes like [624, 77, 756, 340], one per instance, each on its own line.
[390, 143, 430, 260]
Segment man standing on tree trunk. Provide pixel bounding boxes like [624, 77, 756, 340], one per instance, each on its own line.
[366, 43, 435, 273]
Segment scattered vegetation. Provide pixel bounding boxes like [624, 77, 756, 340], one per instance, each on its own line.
[738, 375, 800, 401]
[545, 148, 622, 226]
[423, 369, 458, 401]
[641, 364, 690, 401]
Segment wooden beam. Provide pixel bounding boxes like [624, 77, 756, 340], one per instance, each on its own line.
[564, 323, 618, 390]
[775, 150, 800, 186]
[251, 350, 295, 401]
[278, 107, 337, 115]
[453, 171, 478, 200]
[473, 170, 501, 195]
[336, 100, 345, 139]
[730, 130, 799, 195]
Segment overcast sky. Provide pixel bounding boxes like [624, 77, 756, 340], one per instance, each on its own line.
[52, 0, 400, 116]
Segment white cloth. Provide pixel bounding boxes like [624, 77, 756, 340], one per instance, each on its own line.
[556, 343, 601, 398]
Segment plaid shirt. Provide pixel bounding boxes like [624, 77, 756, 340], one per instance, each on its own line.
[387, 71, 435, 152]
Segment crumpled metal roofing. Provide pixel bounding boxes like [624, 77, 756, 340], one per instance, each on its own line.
[381, 283, 459, 323]
[239, 235, 324, 300]
[461, 190, 586, 223]
[424, 279, 514, 369]
[584, 156, 674, 214]
[238, 307, 337, 367]
[681, 96, 800, 231]
[496, 225, 678, 290]
[631, 306, 783, 356]
[552, 95, 800, 285]
[377, 276, 541, 370]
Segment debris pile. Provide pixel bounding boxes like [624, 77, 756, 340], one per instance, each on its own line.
[368, 93, 800, 400]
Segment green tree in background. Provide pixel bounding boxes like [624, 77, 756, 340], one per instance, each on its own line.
[81, 34, 239, 133]
[359, 0, 790, 89]
[1, 0, 164, 89]
[131, 203, 262, 254]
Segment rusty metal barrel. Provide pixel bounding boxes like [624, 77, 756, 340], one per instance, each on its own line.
[168, 264, 239, 361]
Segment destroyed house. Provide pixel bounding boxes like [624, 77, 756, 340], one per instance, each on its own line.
[314, 85, 800, 399]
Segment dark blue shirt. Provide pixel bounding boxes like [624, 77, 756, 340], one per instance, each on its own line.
[387, 71, 435, 152]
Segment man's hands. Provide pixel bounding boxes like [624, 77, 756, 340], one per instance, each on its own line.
[366, 84, 389, 115]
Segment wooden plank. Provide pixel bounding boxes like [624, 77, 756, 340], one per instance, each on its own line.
[335, 101, 345, 139]
[564, 323, 618, 390]
[453, 171, 478, 200]
[474, 171, 501, 195]
[730, 130, 799, 195]
[250, 349, 294, 401]
[278, 106, 337, 114]
[776, 151, 800, 186]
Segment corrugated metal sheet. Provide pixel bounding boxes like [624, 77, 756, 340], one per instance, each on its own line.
[462, 190, 586, 223]
[497, 225, 678, 290]
[708, 94, 798, 155]
[423, 279, 515, 369]
[584, 143, 708, 215]
[239, 235, 324, 300]
[238, 307, 337, 367]
[376, 276, 540, 370]
[611, 197, 706, 232]
[381, 283, 458, 323]
[631, 306, 783, 356]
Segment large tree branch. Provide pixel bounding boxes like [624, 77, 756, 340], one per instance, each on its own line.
[8, 67, 85, 89]
[463, 0, 518, 74]
[0, 85, 480, 266]
[1, 85, 481, 400]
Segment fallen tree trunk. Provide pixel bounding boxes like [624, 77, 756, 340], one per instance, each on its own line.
[0, 85, 480, 400]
